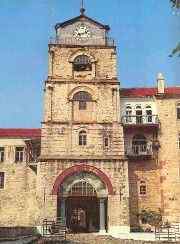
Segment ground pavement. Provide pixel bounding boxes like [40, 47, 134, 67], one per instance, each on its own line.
[37, 234, 180, 244]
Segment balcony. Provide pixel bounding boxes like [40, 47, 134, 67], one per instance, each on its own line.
[121, 115, 159, 127]
[125, 142, 153, 159]
[49, 36, 115, 47]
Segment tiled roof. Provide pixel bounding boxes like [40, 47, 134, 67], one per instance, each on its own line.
[0, 129, 41, 138]
[120, 87, 180, 97]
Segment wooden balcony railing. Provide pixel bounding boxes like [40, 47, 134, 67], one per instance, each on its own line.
[125, 141, 153, 157]
[121, 115, 159, 126]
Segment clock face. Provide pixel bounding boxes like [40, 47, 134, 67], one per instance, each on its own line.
[73, 24, 91, 41]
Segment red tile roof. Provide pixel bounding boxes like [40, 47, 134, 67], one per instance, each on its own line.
[0, 129, 41, 138]
[120, 87, 180, 97]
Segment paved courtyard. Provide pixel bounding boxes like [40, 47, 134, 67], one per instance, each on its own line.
[1, 233, 180, 244]
[64, 233, 180, 244]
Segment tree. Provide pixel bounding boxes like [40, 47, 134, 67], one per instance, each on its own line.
[170, 0, 180, 8]
[169, 43, 180, 57]
[138, 209, 162, 229]
[169, 0, 180, 57]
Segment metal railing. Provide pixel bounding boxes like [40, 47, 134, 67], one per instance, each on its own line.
[49, 36, 115, 46]
[121, 115, 159, 125]
[42, 218, 66, 240]
[155, 223, 180, 242]
[125, 141, 153, 156]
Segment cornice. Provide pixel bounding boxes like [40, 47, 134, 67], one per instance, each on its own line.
[39, 155, 127, 162]
[45, 77, 119, 85]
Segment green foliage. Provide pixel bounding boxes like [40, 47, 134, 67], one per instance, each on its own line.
[138, 209, 162, 228]
[169, 0, 180, 57]
[169, 42, 180, 57]
[170, 0, 180, 8]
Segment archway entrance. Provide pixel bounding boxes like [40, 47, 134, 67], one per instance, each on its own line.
[66, 197, 100, 233]
[57, 171, 108, 233]
[66, 181, 99, 232]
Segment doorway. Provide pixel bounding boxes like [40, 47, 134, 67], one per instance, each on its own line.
[66, 196, 99, 233]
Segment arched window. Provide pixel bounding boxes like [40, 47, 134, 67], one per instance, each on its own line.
[79, 131, 87, 146]
[146, 105, 152, 123]
[125, 105, 132, 123]
[135, 105, 143, 124]
[177, 103, 180, 119]
[69, 181, 96, 197]
[73, 91, 92, 110]
[139, 180, 147, 196]
[73, 55, 92, 72]
[132, 134, 147, 155]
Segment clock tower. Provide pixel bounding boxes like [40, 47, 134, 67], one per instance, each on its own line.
[38, 8, 130, 234]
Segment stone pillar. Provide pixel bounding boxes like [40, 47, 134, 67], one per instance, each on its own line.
[99, 198, 106, 234]
[107, 160, 130, 234]
[61, 198, 66, 224]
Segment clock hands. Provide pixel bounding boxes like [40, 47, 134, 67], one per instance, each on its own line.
[73, 25, 91, 40]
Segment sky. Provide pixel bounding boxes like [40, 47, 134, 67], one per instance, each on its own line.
[0, 0, 179, 128]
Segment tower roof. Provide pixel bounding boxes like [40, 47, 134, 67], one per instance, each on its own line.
[55, 14, 110, 31]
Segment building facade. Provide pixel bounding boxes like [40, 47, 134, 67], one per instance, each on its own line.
[0, 10, 180, 234]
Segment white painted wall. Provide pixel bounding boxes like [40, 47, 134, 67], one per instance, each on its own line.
[0, 138, 26, 164]
[120, 97, 157, 117]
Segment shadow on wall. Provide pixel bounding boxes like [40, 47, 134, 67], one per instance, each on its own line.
[0, 227, 39, 238]
[128, 171, 140, 231]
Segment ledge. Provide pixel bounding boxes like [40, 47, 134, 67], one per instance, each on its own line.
[39, 155, 127, 162]
[48, 43, 116, 49]
[41, 121, 119, 125]
[45, 77, 119, 84]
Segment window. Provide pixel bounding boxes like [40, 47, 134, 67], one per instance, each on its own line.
[139, 180, 147, 196]
[0, 172, 5, 189]
[73, 91, 92, 111]
[79, 131, 87, 146]
[132, 134, 147, 155]
[79, 101, 87, 110]
[104, 137, 109, 148]
[135, 105, 143, 124]
[0, 147, 5, 162]
[125, 105, 132, 123]
[73, 55, 92, 72]
[69, 181, 96, 197]
[146, 105, 152, 123]
[177, 103, 180, 119]
[15, 147, 24, 162]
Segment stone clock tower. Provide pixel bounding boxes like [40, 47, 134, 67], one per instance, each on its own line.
[38, 8, 130, 234]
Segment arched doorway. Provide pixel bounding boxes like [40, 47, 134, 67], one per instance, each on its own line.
[66, 181, 99, 233]
[57, 171, 108, 233]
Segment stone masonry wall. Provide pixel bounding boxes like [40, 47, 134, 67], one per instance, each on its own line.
[156, 97, 180, 223]
[0, 138, 40, 227]
[128, 160, 161, 228]
[0, 162, 39, 226]
[36, 160, 129, 229]
[48, 46, 117, 80]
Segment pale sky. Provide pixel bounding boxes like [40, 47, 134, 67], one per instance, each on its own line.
[0, 0, 179, 127]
